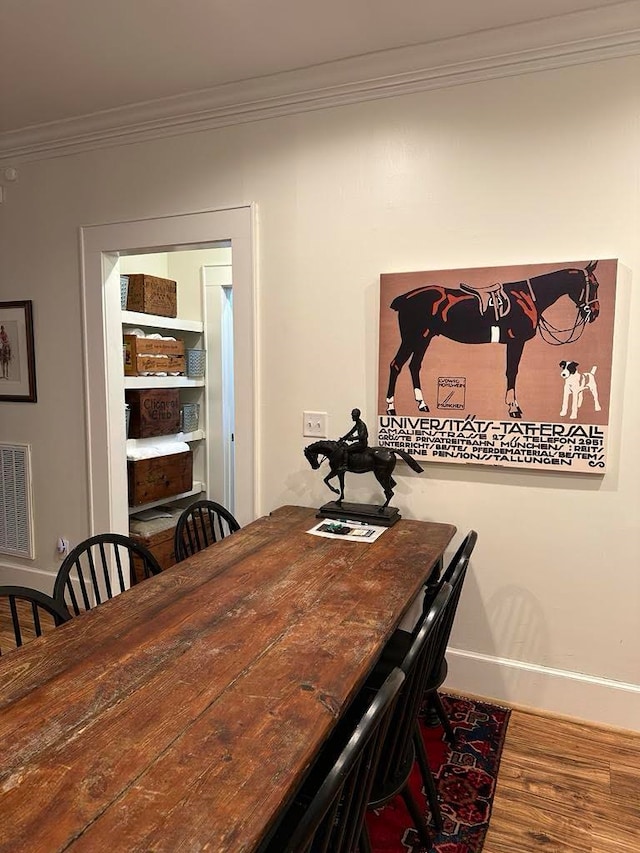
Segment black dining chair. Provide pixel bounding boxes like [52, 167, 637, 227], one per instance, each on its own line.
[365, 531, 478, 832]
[0, 585, 71, 654]
[422, 529, 478, 740]
[405, 529, 478, 829]
[173, 499, 240, 562]
[258, 666, 405, 853]
[361, 583, 452, 850]
[53, 533, 162, 616]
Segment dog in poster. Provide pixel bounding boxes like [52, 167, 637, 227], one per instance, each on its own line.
[559, 361, 601, 419]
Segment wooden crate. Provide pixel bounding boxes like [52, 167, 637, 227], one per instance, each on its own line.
[127, 451, 193, 507]
[123, 335, 185, 376]
[124, 274, 177, 317]
[125, 389, 180, 438]
[129, 508, 183, 580]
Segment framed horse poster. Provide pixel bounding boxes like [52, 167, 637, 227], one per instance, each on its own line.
[0, 300, 37, 402]
[377, 259, 617, 473]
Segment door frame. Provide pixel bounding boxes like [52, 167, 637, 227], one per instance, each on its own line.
[202, 263, 235, 513]
[79, 206, 258, 536]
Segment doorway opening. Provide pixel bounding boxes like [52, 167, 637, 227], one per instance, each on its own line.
[80, 206, 257, 539]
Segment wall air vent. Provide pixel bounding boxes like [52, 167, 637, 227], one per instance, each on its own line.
[0, 443, 34, 559]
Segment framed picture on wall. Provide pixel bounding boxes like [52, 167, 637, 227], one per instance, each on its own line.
[378, 259, 617, 473]
[0, 300, 37, 402]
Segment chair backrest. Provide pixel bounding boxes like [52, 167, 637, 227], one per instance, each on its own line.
[372, 583, 452, 799]
[442, 530, 478, 586]
[0, 585, 70, 655]
[173, 499, 240, 562]
[422, 527, 477, 617]
[260, 667, 405, 853]
[53, 533, 162, 616]
[431, 529, 478, 666]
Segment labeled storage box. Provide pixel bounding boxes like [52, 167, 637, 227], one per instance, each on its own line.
[125, 274, 177, 317]
[129, 506, 184, 579]
[126, 389, 180, 438]
[127, 450, 193, 507]
[123, 335, 185, 376]
[180, 402, 200, 433]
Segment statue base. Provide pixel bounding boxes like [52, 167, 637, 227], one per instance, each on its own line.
[317, 501, 401, 527]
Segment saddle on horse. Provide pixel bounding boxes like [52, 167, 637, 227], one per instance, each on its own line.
[344, 449, 370, 469]
[340, 446, 395, 472]
[459, 281, 510, 322]
[337, 444, 370, 472]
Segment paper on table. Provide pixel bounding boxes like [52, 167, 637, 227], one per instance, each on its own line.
[307, 519, 388, 542]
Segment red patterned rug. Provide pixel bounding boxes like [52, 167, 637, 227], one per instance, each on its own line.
[366, 694, 511, 853]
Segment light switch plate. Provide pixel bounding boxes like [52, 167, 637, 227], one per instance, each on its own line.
[303, 411, 328, 438]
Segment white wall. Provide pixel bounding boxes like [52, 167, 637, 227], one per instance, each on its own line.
[0, 55, 638, 727]
[120, 252, 169, 280]
[166, 247, 227, 320]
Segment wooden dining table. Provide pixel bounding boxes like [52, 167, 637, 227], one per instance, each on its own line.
[0, 505, 456, 852]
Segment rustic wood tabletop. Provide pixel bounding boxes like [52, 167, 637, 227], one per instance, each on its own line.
[0, 505, 456, 852]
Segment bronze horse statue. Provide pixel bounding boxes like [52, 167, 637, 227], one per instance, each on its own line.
[385, 261, 601, 419]
[304, 439, 423, 509]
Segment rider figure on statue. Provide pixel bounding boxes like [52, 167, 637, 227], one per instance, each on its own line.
[338, 408, 368, 472]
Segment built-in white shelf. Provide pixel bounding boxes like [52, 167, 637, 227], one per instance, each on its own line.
[126, 431, 204, 450]
[122, 307, 206, 520]
[128, 482, 205, 515]
[122, 310, 204, 333]
[124, 376, 205, 389]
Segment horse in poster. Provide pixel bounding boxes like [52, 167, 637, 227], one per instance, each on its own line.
[385, 261, 601, 419]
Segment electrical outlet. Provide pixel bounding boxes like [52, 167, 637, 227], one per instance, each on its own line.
[303, 411, 328, 438]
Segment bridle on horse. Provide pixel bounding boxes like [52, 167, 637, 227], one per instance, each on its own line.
[537, 268, 599, 346]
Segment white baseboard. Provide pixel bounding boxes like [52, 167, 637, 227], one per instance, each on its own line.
[0, 561, 56, 594]
[446, 647, 640, 732]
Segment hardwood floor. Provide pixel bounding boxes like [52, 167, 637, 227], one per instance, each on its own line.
[1, 605, 638, 852]
[484, 704, 640, 853]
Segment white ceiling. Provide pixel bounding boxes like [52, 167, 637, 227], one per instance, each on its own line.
[0, 0, 628, 134]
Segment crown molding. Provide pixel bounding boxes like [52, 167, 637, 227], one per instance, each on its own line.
[2, 2, 640, 164]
